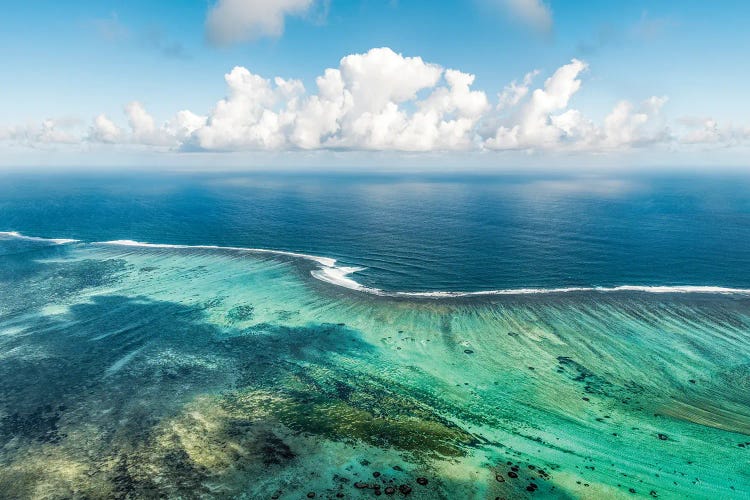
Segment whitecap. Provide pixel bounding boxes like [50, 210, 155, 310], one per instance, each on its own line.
[0, 231, 78, 245]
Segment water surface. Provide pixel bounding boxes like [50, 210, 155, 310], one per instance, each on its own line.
[0, 172, 749, 498]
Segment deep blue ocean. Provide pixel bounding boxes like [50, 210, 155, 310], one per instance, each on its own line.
[2, 170, 750, 292]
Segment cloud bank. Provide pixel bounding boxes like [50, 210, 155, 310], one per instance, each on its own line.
[5, 47, 748, 156]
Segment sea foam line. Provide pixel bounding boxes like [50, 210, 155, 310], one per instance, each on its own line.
[103, 240, 750, 297]
[0, 231, 78, 245]
[390, 285, 750, 298]
[97, 239, 337, 268]
[63, 239, 750, 297]
[310, 267, 750, 297]
[5, 232, 750, 297]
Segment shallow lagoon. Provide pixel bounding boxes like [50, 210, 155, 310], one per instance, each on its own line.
[0, 234, 748, 499]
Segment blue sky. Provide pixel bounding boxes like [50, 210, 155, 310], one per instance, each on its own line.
[1, 0, 749, 168]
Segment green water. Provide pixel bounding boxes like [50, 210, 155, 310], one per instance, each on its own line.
[1, 240, 748, 499]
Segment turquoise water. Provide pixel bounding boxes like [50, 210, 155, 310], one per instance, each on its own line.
[2, 172, 750, 498]
[0, 230, 748, 499]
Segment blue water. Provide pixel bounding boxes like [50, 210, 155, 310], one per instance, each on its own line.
[2, 170, 750, 498]
[2, 170, 749, 292]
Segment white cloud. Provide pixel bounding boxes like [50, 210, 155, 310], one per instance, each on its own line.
[486, 60, 670, 152]
[0, 118, 82, 147]
[89, 114, 122, 143]
[497, 70, 538, 111]
[6, 48, 749, 157]
[189, 67, 301, 150]
[205, 0, 315, 46]
[87, 104, 206, 148]
[188, 47, 488, 152]
[601, 96, 669, 149]
[487, 59, 588, 149]
[165, 110, 208, 142]
[125, 101, 176, 146]
[680, 118, 750, 147]
[491, 0, 553, 33]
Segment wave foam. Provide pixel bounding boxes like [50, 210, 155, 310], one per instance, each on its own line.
[98, 239, 337, 268]
[7, 233, 750, 298]
[390, 285, 750, 298]
[0, 231, 78, 245]
[307, 262, 750, 298]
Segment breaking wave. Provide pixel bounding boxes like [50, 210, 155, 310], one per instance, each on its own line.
[0, 231, 78, 245]
[4, 232, 750, 298]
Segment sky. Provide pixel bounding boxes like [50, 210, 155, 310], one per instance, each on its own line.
[1, 0, 749, 170]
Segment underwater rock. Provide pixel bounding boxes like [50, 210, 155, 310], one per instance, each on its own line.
[335, 381, 354, 400]
[508, 471, 518, 478]
[416, 477, 428, 485]
[260, 432, 296, 465]
[226, 304, 255, 323]
[399, 484, 412, 494]
[384, 486, 396, 495]
[307, 492, 316, 498]
[373, 471, 381, 478]
[658, 433, 668, 441]
[0, 405, 63, 444]
[464, 349, 474, 354]
[495, 474, 505, 482]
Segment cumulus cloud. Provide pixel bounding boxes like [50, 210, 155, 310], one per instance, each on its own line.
[487, 60, 670, 152]
[206, 0, 315, 45]
[186, 47, 488, 152]
[7, 47, 748, 156]
[87, 104, 206, 148]
[166, 110, 208, 143]
[0, 118, 82, 147]
[497, 70, 539, 111]
[679, 118, 750, 147]
[124, 101, 172, 146]
[600, 96, 669, 149]
[89, 114, 122, 143]
[488, 59, 588, 149]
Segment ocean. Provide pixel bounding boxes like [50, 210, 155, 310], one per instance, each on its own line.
[0, 170, 749, 498]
